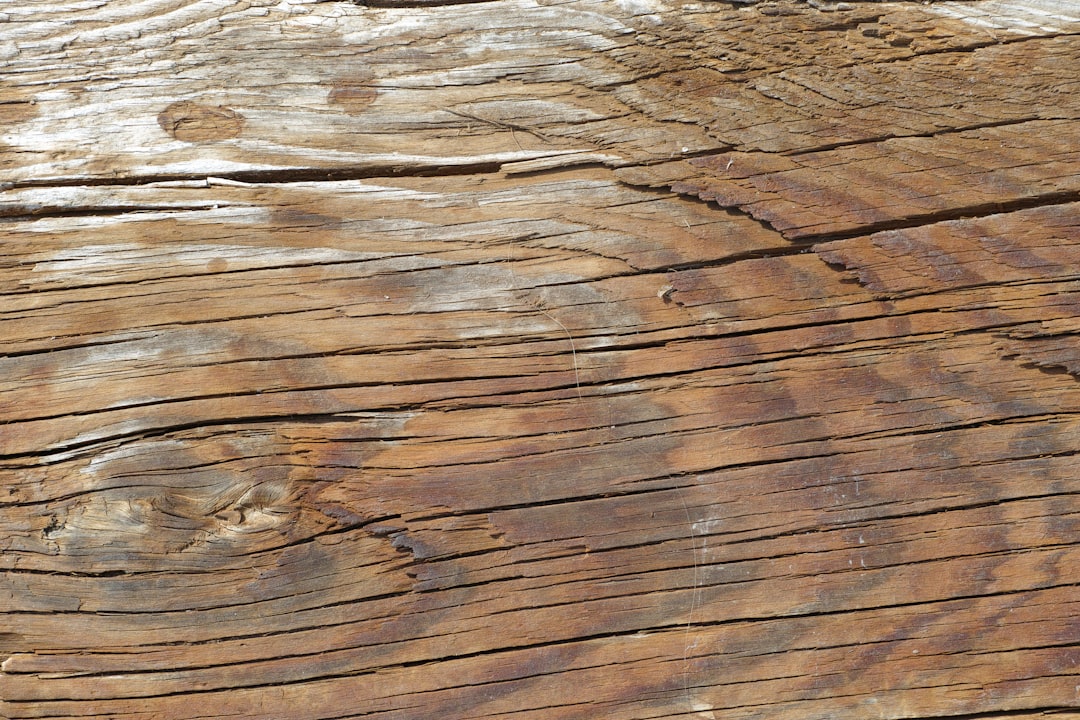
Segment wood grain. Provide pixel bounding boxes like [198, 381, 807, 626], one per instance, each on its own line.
[1, 0, 1078, 718]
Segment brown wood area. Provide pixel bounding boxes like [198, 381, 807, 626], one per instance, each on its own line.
[1, 0, 1079, 718]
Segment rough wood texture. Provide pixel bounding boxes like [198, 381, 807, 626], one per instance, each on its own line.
[1, 0, 1078, 718]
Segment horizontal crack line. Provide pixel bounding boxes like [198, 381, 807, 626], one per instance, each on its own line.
[4, 583, 1076, 701]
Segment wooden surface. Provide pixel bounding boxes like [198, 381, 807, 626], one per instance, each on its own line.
[1, 0, 1079, 718]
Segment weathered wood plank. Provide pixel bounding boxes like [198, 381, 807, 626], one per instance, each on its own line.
[3, 0, 1079, 183]
[2, 0, 1078, 718]
[3, 179, 1079, 716]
